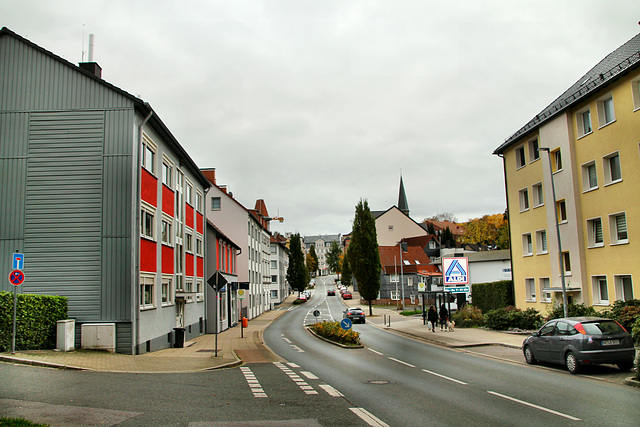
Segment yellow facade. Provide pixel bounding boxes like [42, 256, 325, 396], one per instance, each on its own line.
[496, 36, 640, 313]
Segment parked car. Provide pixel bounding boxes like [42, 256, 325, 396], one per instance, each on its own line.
[342, 291, 352, 300]
[522, 317, 635, 374]
[298, 294, 307, 302]
[344, 308, 366, 324]
[327, 289, 335, 296]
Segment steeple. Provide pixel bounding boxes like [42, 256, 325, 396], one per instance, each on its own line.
[398, 174, 409, 216]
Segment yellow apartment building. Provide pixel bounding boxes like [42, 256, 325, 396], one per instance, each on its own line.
[494, 33, 640, 313]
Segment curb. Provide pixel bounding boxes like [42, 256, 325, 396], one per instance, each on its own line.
[0, 354, 87, 371]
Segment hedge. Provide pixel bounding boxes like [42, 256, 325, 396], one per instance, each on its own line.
[0, 291, 68, 351]
[471, 280, 514, 313]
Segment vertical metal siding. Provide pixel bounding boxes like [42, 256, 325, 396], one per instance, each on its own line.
[24, 111, 104, 320]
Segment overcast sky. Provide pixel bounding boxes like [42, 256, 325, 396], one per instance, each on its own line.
[3, 1, 639, 236]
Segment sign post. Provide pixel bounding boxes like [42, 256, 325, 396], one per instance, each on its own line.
[10, 252, 24, 355]
[207, 271, 228, 357]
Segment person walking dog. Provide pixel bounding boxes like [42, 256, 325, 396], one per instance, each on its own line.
[427, 305, 438, 332]
[439, 303, 448, 331]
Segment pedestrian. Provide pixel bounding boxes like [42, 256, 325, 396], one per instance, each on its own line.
[427, 305, 438, 332]
[439, 303, 448, 331]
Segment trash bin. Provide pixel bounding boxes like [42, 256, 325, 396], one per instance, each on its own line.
[173, 327, 186, 348]
[242, 317, 248, 328]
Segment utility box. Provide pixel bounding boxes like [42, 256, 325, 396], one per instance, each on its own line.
[81, 323, 116, 353]
[56, 319, 75, 352]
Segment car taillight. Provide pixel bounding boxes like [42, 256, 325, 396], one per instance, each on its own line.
[574, 323, 587, 335]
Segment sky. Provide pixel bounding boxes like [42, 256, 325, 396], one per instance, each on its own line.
[3, 1, 639, 236]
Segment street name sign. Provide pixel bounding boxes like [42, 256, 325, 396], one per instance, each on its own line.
[445, 286, 470, 294]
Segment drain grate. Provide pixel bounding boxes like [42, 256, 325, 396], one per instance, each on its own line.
[363, 380, 394, 385]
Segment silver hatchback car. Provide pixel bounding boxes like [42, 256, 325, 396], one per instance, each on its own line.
[522, 317, 635, 374]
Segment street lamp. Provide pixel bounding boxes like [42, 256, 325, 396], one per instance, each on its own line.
[399, 242, 407, 314]
[538, 147, 569, 318]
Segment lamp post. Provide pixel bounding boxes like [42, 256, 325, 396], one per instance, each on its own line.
[399, 242, 406, 314]
[538, 147, 569, 318]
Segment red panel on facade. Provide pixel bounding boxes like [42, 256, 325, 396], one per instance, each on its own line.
[162, 185, 174, 216]
[162, 245, 174, 274]
[140, 238, 157, 272]
[197, 256, 204, 277]
[196, 212, 204, 234]
[186, 253, 195, 276]
[141, 168, 157, 207]
[186, 204, 194, 229]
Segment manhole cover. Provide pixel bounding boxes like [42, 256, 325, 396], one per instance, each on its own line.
[363, 380, 394, 385]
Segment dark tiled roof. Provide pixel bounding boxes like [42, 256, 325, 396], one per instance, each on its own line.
[494, 32, 640, 154]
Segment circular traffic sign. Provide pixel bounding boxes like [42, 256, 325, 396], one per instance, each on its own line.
[313, 310, 320, 317]
[340, 318, 353, 330]
[9, 270, 25, 286]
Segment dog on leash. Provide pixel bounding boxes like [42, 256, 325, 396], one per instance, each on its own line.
[447, 319, 455, 332]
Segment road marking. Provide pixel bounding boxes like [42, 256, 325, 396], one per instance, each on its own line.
[301, 371, 319, 380]
[274, 362, 318, 395]
[349, 408, 389, 427]
[421, 369, 468, 385]
[487, 391, 582, 421]
[290, 345, 304, 353]
[318, 384, 344, 397]
[367, 348, 383, 355]
[388, 357, 416, 368]
[282, 337, 292, 343]
[240, 366, 267, 398]
[287, 362, 300, 368]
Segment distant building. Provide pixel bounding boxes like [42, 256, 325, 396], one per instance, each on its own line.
[303, 234, 341, 275]
[270, 232, 290, 305]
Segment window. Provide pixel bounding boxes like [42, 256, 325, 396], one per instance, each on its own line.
[562, 252, 571, 275]
[529, 138, 540, 162]
[522, 233, 533, 256]
[161, 275, 173, 306]
[581, 161, 598, 191]
[597, 95, 615, 127]
[196, 236, 203, 256]
[632, 76, 640, 110]
[141, 204, 155, 239]
[536, 229, 548, 254]
[211, 197, 221, 211]
[577, 109, 592, 137]
[388, 225, 394, 231]
[270, 260, 277, 269]
[603, 152, 621, 185]
[390, 291, 399, 301]
[271, 276, 277, 284]
[140, 274, 155, 309]
[519, 188, 530, 212]
[196, 191, 203, 212]
[142, 135, 157, 174]
[556, 200, 567, 223]
[552, 149, 562, 173]
[525, 278, 536, 301]
[186, 181, 193, 206]
[162, 161, 173, 188]
[161, 216, 173, 245]
[515, 146, 526, 169]
[532, 182, 544, 207]
[539, 278, 551, 303]
[185, 232, 193, 253]
[592, 276, 608, 305]
[185, 279, 194, 302]
[614, 275, 633, 301]
[196, 279, 204, 302]
[429, 241, 436, 249]
[609, 213, 628, 244]
[271, 289, 278, 298]
[587, 218, 604, 247]
[390, 274, 399, 283]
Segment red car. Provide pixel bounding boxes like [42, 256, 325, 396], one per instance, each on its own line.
[342, 291, 352, 300]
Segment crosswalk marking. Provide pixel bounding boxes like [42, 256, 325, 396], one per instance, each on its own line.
[318, 384, 344, 397]
[301, 371, 318, 380]
[273, 362, 319, 395]
[240, 366, 268, 398]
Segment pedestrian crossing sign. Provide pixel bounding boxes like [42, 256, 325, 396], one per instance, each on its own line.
[443, 257, 469, 285]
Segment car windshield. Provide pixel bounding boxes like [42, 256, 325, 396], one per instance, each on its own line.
[348, 309, 363, 314]
[582, 320, 626, 335]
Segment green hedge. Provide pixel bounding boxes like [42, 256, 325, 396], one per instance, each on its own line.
[451, 306, 484, 328]
[0, 291, 68, 351]
[484, 306, 543, 331]
[471, 280, 514, 313]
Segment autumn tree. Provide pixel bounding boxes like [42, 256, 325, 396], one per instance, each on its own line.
[287, 233, 309, 294]
[460, 213, 509, 248]
[325, 241, 342, 276]
[306, 246, 319, 277]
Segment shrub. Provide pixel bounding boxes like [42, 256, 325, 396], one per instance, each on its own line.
[292, 298, 307, 305]
[545, 302, 596, 321]
[599, 299, 640, 331]
[309, 321, 361, 346]
[484, 306, 542, 331]
[471, 281, 514, 314]
[451, 306, 484, 328]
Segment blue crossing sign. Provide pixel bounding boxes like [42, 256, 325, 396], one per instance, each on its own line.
[13, 253, 24, 270]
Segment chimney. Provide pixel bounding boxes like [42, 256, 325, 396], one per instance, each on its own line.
[79, 34, 102, 78]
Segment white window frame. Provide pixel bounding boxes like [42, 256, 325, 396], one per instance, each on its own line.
[532, 182, 544, 208]
[185, 279, 194, 303]
[609, 212, 628, 245]
[552, 149, 562, 173]
[603, 151, 622, 186]
[519, 188, 530, 212]
[614, 275, 633, 302]
[140, 273, 156, 310]
[196, 234, 203, 256]
[539, 278, 551, 303]
[597, 94, 616, 128]
[211, 196, 221, 211]
[141, 202, 156, 240]
[390, 291, 400, 301]
[522, 233, 533, 257]
[525, 278, 536, 302]
[515, 145, 526, 169]
[185, 230, 194, 254]
[562, 251, 571, 276]
[161, 274, 174, 307]
[535, 229, 547, 255]
[390, 274, 399, 283]
[632, 75, 640, 111]
[576, 107, 592, 138]
[528, 138, 540, 163]
[185, 180, 193, 206]
[591, 276, 609, 306]
[161, 213, 173, 246]
[586, 217, 604, 248]
[581, 161, 598, 192]
[141, 134, 157, 175]
[196, 279, 204, 302]
[196, 190, 203, 213]
[161, 155, 173, 188]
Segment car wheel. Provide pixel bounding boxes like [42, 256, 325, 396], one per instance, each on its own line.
[523, 346, 537, 365]
[617, 360, 634, 372]
[565, 351, 581, 374]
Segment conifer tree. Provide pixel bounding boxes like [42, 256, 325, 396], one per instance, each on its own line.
[287, 233, 309, 294]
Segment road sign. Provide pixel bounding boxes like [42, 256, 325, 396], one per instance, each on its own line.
[13, 253, 24, 270]
[445, 286, 470, 294]
[340, 318, 352, 330]
[238, 289, 245, 299]
[207, 271, 228, 292]
[9, 270, 25, 286]
[418, 282, 426, 292]
[313, 310, 320, 317]
[443, 257, 469, 285]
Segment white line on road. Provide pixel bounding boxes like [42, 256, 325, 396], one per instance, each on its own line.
[287, 362, 300, 368]
[282, 337, 292, 343]
[318, 384, 344, 397]
[421, 369, 468, 385]
[301, 371, 319, 380]
[487, 391, 582, 421]
[388, 357, 416, 368]
[290, 345, 304, 353]
[350, 408, 389, 427]
[367, 348, 383, 355]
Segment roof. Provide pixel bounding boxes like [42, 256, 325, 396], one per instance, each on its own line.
[402, 234, 439, 248]
[494, 32, 640, 154]
[206, 220, 241, 250]
[464, 249, 510, 262]
[0, 27, 210, 189]
[422, 220, 465, 236]
[303, 234, 341, 244]
[378, 244, 439, 275]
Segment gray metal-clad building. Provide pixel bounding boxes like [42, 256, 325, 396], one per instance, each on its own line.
[0, 28, 210, 354]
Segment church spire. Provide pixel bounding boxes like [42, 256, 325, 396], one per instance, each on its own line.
[398, 174, 409, 216]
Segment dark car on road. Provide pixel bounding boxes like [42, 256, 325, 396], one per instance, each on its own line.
[327, 289, 335, 296]
[522, 317, 635, 374]
[344, 308, 366, 324]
